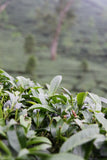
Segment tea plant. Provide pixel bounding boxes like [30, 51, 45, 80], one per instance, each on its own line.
[0, 69, 107, 160]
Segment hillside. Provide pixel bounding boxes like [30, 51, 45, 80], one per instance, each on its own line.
[0, 0, 107, 97]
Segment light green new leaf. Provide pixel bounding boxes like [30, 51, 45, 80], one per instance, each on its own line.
[20, 115, 31, 130]
[42, 153, 84, 160]
[95, 113, 107, 131]
[100, 97, 107, 104]
[94, 134, 106, 149]
[89, 93, 102, 111]
[16, 76, 34, 89]
[18, 149, 29, 158]
[0, 126, 6, 137]
[28, 104, 55, 112]
[49, 75, 62, 96]
[60, 125, 99, 152]
[0, 140, 11, 156]
[77, 92, 88, 109]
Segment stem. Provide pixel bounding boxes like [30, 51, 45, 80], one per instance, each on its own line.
[0, 103, 3, 119]
[15, 109, 18, 121]
[36, 111, 39, 128]
[0, 96, 4, 119]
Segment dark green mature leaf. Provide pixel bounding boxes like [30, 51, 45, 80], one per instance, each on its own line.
[50, 95, 67, 104]
[60, 125, 99, 152]
[27, 137, 52, 146]
[16, 126, 27, 148]
[49, 75, 62, 96]
[28, 104, 56, 112]
[77, 92, 88, 109]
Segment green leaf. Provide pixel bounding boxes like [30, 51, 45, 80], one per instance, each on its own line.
[20, 115, 31, 131]
[50, 95, 67, 104]
[100, 97, 107, 104]
[0, 126, 6, 137]
[18, 149, 29, 158]
[77, 92, 88, 109]
[0, 118, 5, 126]
[16, 126, 27, 148]
[60, 125, 99, 152]
[28, 104, 55, 112]
[16, 76, 34, 89]
[8, 119, 17, 127]
[7, 129, 21, 152]
[49, 75, 62, 96]
[0, 140, 11, 156]
[88, 93, 102, 111]
[95, 113, 107, 131]
[27, 137, 52, 146]
[41, 153, 84, 160]
[62, 87, 71, 96]
[29, 144, 51, 153]
[94, 134, 106, 149]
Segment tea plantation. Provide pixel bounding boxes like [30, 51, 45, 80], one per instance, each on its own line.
[0, 69, 107, 160]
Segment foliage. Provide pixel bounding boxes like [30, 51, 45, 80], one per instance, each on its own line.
[24, 34, 35, 54]
[0, 69, 107, 160]
[25, 55, 37, 76]
[81, 59, 89, 72]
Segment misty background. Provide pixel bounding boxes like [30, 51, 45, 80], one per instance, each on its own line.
[0, 0, 107, 97]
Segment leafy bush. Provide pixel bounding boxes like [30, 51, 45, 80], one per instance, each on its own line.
[0, 69, 107, 160]
[25, 55, 37, 76]
[81, 59, 89, 72]
[24, 34, 35, 54]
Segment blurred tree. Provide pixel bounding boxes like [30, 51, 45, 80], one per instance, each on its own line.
[35, 1, 57, 39]
[24, 34, 35, 54]
[25, 55, 37, 76]
[51, 0, 74, 60]
[81, 59, 89, 72]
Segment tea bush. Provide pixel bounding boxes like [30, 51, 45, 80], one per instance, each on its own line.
[0, 69, 107, 160]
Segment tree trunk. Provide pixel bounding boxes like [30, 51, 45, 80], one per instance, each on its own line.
[50, 0, 73, 60]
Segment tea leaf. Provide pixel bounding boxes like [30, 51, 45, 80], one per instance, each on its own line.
[77, 92, 88, 109]
[49, 75, 62, 96]
[42, 153, 84, 160]
[60, 125, 99, 152]
[95, 113, 107, 131]
[28, 104, 55, 112]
